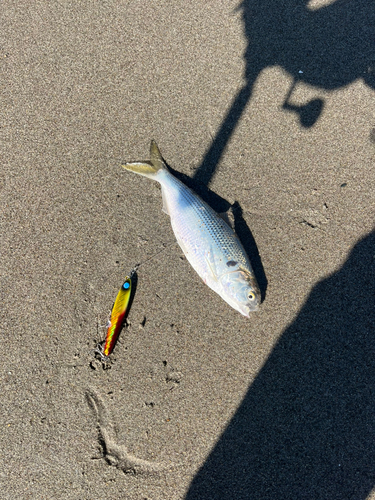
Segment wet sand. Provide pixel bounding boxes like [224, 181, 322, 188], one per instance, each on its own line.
[1, 1, 374, 499]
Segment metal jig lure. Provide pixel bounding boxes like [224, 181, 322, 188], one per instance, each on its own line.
[96, 269, 137, 362]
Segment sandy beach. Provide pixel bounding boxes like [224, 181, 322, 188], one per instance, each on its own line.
[1, 1, 374, 499]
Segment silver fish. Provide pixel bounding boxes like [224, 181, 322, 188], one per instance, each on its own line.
[122, 141, 260, 317]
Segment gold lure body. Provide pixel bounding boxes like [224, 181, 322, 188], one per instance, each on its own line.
[103, 276, 132, 357]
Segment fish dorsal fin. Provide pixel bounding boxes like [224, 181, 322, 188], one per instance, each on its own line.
[218, 207, 235, 230]
[150, 140, 167, 171]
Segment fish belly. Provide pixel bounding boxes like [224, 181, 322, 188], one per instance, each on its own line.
[157, 170, 251, 293]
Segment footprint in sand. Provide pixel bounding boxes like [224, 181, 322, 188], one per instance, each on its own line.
[86, 389, 178, 475]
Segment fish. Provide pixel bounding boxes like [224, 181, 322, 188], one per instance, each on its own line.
[101, 276, 132, 359]
[122, 141, 260, 317]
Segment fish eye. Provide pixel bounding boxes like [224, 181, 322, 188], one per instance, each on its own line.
[248, 292, 255, 301]
[122, 281, 130, 290]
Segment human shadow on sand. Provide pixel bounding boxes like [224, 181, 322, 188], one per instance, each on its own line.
[185, 231, 375, 499]
[194, 0, 375, 187]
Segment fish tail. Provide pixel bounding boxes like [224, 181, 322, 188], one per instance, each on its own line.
[122, 140, 167, 179]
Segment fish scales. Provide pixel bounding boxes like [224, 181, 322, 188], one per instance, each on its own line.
[161, 170, 250, 277]
[122, 141, 260, 317]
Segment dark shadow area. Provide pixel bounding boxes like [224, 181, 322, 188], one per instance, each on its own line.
[186, 231, 375, 499]
[183, 3, 375, 496]
[282, 79, 324, 128]
[193, 0, 375, 187]
[283, 96, 324, 128]
[194, 85, 253, 186]
[232, 201, 267, 301]
[127, 267, 138, 319]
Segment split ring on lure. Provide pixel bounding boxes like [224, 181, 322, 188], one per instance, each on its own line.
[96, 274, 134, 361]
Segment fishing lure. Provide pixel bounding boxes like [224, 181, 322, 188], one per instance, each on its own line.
[97, 275, 132, 361]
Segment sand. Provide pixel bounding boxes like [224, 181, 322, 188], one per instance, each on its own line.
[1, 1, 374, 499]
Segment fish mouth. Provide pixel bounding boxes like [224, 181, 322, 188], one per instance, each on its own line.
[246, 301, 260, 315]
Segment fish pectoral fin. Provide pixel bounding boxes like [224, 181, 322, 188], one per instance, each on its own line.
[205, 251, 219, 282]
[175, 234, 190, 258]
